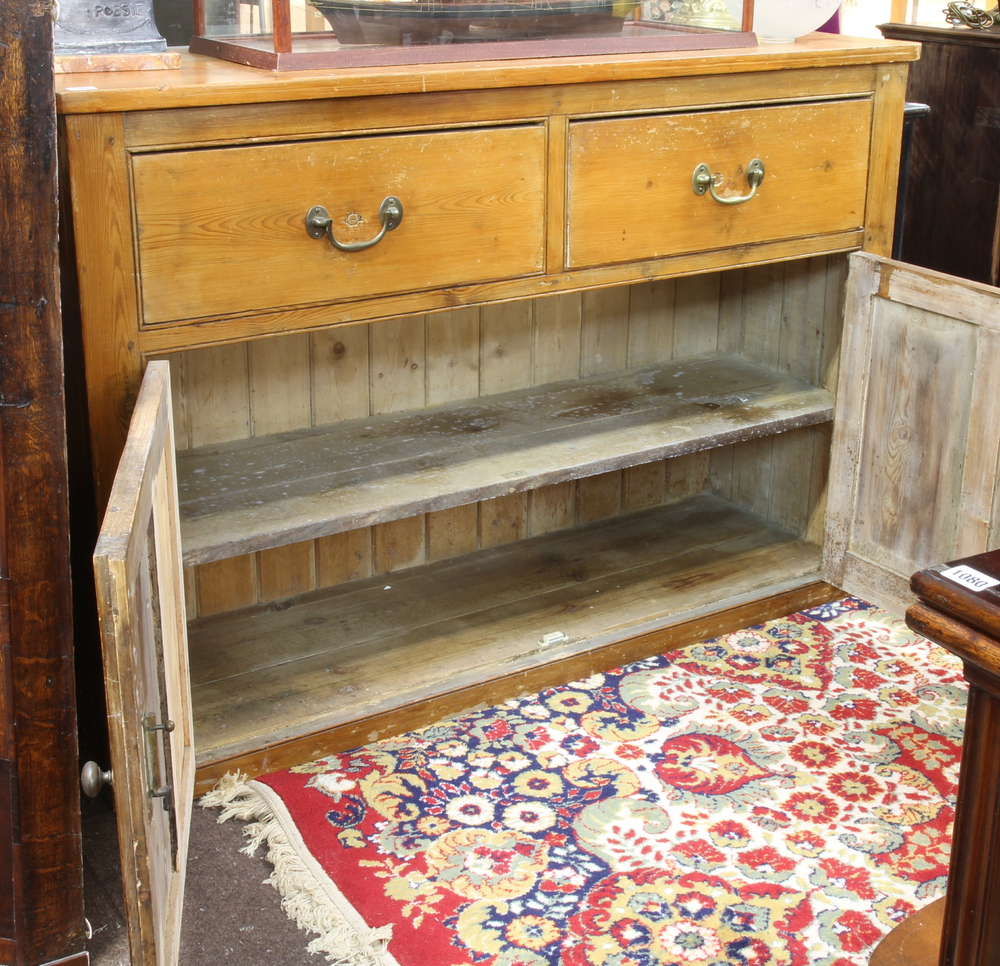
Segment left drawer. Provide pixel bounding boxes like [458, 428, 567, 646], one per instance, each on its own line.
[132, 124, 547, 326]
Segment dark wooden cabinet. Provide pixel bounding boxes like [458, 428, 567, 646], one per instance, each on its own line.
[879, 23, 1000, 286]
[0, 0, 88, 962]
[871, 549, 1000, 966]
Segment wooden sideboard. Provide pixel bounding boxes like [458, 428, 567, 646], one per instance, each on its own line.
[57, 34, 1000, 966]
[58, 38, 921, 793]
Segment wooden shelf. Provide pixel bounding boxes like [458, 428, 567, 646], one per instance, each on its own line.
[188, 492, 823, 769]
[177, 353, 833, 566]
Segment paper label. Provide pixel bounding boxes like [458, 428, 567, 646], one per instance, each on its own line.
[940, 565, 1000, 592]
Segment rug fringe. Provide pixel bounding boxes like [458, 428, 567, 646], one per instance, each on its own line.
[202, 773, 394, 966]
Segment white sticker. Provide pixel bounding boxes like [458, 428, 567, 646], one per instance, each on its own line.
[940, 565, 1000, 592]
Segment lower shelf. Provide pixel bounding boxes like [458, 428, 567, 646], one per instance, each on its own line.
[189, 492, 826, 777]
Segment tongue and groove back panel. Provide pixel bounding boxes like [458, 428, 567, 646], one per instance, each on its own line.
[157, 256, 844, 620]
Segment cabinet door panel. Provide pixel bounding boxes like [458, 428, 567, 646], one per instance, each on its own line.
[94, 361, 194, 966]
[133, 125, 546, 325]
[824, 254, 1000, 613]
[566, 99, 872, 270]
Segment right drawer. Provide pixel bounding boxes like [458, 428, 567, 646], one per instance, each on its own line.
[566, 99, 873, 270]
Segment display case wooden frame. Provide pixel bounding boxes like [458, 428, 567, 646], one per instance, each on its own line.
[188, 0, 757, 69]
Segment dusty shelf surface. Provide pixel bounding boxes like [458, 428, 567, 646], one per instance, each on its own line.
[189, 491, 822, 768]
[177, 353, 833, 566]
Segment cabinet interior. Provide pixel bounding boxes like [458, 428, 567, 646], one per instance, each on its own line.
[157, 254, 847, 774]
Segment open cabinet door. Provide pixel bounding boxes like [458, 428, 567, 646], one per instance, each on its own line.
[93, 361, 194, 966]
[824, 253, 1000, 614]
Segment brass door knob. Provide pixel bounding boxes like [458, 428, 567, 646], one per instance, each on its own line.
[80, 761, 112, 798]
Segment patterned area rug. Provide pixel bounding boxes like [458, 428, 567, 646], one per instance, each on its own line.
[205, 598, 968, 966]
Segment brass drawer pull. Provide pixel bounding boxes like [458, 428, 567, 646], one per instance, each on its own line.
[692, 159, 765, 206]
[142, 712, 175, 812]
[306, 196, 404, 252]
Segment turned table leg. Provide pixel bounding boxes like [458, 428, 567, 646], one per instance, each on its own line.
[873, 600, 1000, 966]
[905, 604, 1000, 966]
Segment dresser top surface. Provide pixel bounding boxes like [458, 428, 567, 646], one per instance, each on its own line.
[55, 34, 918, 115]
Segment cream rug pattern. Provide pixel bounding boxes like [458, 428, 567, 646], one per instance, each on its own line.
[205, 597, 967, 966]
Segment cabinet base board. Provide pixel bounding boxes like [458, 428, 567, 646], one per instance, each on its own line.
[192, 578, 843, 795]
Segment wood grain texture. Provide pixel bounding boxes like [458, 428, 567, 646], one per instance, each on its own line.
[628, 278, 676, 367]
[133, 230, 866, 357]
[533, 293, 582, 385]
[53, 39, 919, 959]
[567, 99, 872, 271]
[187, 493, 825, 768]
[193, 578, 843, 793]
[479, 493, 528, 548]
[311, 325, 370, 423]
[581, 287, 630, 376]
[529, 482, 576, 536]
[63, 111, 144, 510]
[54, 39, 917, 116]
[824, 254, 1000, 615]
[111, 65, 885, 150]
[427, 504, 479, 562]
[1, 0, 86, 957]
[257, 541, 315, 601]
[93, 363, 194, 966]
[862, 59, 908, 257]
[373, 516, 426, 574]
[910, 549, 1000, 641]
[132, 126, 547, 325]
[426, 307, 481, 406]
[176, 354, 834, 565]
[249, 334, 311, 436]
[576, 471, 622, 524]
[170, 342, 250, 448]
[907, 603, 1000, 680]
[316, 529, 373, 587]
[481, 301, 534, 395]
[173, 255, 846, 613]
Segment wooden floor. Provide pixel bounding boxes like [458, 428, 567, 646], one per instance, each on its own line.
[189, 491, 827, 781]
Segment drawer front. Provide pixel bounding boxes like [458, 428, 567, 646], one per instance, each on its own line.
[133, 125, 546, 325]
[566, 99, 873, 270]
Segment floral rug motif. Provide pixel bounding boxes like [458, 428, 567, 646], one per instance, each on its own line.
[206, 598, 968, 966]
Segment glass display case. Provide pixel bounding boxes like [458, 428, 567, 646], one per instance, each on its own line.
[189, 0, 756, 68]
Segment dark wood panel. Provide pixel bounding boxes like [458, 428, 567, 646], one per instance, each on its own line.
[903, 595, 1000, 966]
[0, 0, 86, 959]
[1, 547, 15, 944]
[910, 547, 1000, 641]
[880, 24, 1000, 285]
